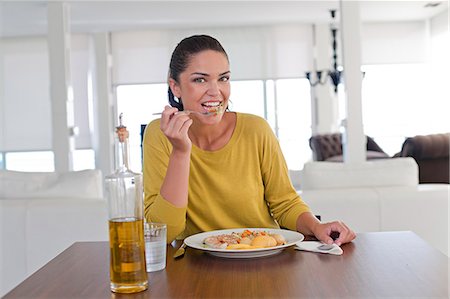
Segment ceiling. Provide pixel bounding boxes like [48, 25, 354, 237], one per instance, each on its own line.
[0, 0, 448, 37]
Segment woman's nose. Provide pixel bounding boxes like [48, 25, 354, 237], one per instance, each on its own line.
[207, 81, 220, 96]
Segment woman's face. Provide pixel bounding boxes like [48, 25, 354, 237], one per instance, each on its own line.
[170, 50, 230, 123]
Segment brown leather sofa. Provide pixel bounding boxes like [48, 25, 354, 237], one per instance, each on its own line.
[396, 133, 449, 184]
[309, 133, 389, 162]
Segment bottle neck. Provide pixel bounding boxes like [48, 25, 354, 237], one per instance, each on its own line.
[116, 137, 130, 171]
[114, 127, 130, 172]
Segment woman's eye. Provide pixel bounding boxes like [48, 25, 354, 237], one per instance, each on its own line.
[193, 78, 205, 83]
[220, 76, 230, 82]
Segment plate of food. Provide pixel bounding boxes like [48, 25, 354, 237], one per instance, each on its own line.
[183, 228, 304, 258]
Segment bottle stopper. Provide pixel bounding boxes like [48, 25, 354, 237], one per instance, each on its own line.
[116, 113, 129, 142]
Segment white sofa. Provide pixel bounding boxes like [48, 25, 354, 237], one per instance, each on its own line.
[0, 169, 108, 297]
[293, 157, 449, 256]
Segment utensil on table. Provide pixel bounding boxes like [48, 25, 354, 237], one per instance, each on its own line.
[317, 244, 335, 251]
[294, 241, 343, 255]
[173, 243, 187, 259]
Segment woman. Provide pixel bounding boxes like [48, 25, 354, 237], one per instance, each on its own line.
[143, 34, 355, 245]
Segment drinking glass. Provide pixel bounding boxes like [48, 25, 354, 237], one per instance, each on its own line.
[144, 222, 167, 272]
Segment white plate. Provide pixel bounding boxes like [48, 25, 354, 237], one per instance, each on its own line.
[184, 228, 304, 258]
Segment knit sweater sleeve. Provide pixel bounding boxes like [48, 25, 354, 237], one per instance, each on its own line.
[256, 118, 311, 231]
[142, 120, 187, 243]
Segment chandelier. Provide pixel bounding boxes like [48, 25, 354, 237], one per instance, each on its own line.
[305, 9, 342, 93]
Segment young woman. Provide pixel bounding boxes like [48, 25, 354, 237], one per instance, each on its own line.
[143, 35, 355, 245]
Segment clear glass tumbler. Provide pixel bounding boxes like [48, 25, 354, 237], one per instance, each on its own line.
[144, 222, 167, 272]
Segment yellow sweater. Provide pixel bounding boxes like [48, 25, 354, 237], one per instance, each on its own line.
[143, 112, 310, 242]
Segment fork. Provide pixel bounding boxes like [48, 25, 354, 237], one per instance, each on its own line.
[173, 243, 187, 259]
[152, 110, 216, 116]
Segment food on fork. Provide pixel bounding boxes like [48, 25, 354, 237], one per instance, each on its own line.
[202, 101, 224, 115]
[202, 229, 286, 250]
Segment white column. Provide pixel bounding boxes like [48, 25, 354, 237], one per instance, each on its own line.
[0, 2, 5, 158]
[0, 1, 3, 283]
[340, 0, 365, 163]
[311, 24, 340, 135]
[48, 2, 75, 172]
[91, 33, 114, 177]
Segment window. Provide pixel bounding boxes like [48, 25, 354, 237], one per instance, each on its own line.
[274, 79, 312, 169]
[3, 149, 95, 172]
[5, 151, 55, 172]
[229, 80, 265, 118]
[361, 63, 448, 156]
[116, 84, 168, 172]
[73, 149, 96, 171]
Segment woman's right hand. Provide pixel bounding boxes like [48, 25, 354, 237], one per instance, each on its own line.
[159, 106, 193, 153]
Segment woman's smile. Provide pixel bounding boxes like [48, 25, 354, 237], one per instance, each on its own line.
[201, 100, 225, 115]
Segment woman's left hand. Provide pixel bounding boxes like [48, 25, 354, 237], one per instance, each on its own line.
[312, 221, 356, 246]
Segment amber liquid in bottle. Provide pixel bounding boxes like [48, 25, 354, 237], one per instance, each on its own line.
[109, 217, 147, 293]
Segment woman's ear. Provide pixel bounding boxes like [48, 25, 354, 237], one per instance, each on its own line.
[168, 78, 181, 99]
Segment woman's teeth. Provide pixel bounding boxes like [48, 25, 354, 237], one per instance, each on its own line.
[202, 102, 224, 114]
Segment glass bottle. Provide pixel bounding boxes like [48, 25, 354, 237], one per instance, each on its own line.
[105, 113, 148, 293]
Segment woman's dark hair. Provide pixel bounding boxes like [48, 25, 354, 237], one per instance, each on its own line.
[168, 35, 229, 110]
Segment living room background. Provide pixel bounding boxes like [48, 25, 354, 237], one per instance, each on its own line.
[0, 11, 448, 173]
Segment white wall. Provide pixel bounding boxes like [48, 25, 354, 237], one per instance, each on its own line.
[429, 9, 450, 129]
[362, 21, 427, 64]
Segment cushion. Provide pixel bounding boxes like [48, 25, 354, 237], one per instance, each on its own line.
[300, 157, 419, 190]
[0, 169, 103, 199]
[0, 170, 57, 198]
[35, 170, 104, 199]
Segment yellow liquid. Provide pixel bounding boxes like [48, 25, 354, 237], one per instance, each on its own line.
[109, 217, 148, 293]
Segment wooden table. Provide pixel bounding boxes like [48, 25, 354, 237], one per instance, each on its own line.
[4, 231, 449, 298]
